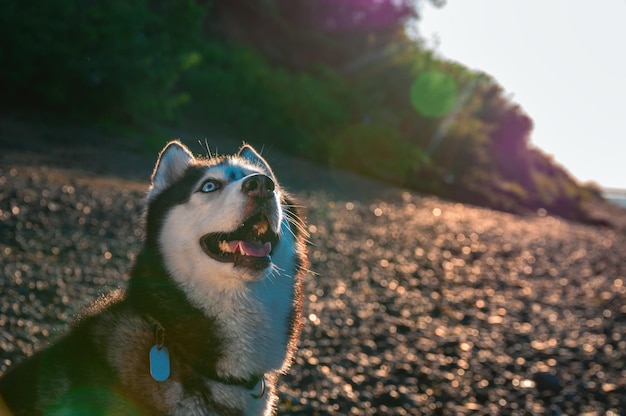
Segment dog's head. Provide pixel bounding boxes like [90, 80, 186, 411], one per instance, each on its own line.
[145, 141, 296, 289]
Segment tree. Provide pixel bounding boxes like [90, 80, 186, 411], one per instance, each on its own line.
[206, 0, 443, 69]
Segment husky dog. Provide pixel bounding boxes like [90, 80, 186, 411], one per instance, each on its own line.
[0, 141, 307, 415]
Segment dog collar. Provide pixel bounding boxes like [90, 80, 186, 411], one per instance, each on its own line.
[145, 316, 266, 398]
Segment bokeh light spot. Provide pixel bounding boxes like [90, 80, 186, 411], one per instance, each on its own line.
[410, 70, 458, 118]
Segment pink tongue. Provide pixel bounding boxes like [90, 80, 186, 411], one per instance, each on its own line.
[227, 240, 272, 257]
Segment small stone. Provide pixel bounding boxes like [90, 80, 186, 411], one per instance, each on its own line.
[533, 372, 562, 393]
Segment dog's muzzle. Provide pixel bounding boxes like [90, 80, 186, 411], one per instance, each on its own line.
[200, 174, 280, 270]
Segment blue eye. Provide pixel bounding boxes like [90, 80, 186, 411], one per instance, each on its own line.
[200, 180, 220, 193]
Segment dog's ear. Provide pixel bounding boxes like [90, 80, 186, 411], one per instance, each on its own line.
[238, 144, 275, 178]
[149, 141, 195, 200]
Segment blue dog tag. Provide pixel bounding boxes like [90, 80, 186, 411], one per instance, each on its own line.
[149, 344, 170, 382]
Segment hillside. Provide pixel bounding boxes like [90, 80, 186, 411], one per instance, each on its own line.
[0, 0, 609, 225]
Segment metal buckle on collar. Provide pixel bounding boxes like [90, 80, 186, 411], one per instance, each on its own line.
[250, 375, 266, 399]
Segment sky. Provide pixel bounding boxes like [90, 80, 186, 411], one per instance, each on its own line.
[416, 0, 626, 189]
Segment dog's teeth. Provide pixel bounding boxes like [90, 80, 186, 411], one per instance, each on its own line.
[219, 241, 232, 253]
[253, 220, 269, 236]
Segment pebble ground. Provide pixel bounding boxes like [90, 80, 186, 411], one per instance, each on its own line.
[1, 121, 625, 415]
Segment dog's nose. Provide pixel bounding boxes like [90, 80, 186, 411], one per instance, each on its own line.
[241, 174, 275, 199]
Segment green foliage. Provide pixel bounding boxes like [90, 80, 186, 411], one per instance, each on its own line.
[0, 0, 205, 122]
[180, 43, 348, 155]
[323, 122, 428, 185]
[499, 181, 528, 202]
[532, 171, 560, 206]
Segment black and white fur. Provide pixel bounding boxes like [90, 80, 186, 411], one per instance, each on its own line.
[0, 141, 307, 415]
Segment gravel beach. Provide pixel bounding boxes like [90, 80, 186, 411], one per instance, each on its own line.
[1, 120, 625, 415]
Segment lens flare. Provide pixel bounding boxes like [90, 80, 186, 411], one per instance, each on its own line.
[410, 70, 458, 118]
